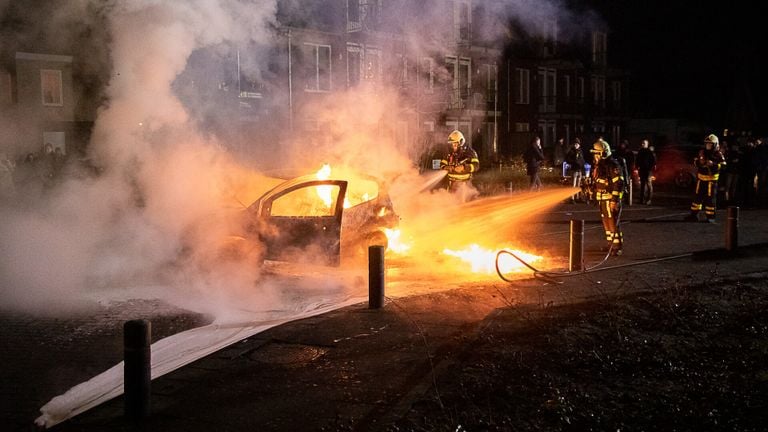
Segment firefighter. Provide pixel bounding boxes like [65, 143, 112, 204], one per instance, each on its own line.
[684, 134, 726, 223]
[440, 130, 480, 193]
[588, 138, 625, 255]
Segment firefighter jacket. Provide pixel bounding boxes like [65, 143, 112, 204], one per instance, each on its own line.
[693, 148, 725, 181]
[440, 146, 480, 182]
[591, 157, 625, 202]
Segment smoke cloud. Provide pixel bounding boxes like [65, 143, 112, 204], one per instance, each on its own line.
[0, 0, 596, 319]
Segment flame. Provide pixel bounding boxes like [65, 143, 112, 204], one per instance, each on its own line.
[315, 164, 353, 208]
[384, 228, 411, 254]
[443, 244, 541, 274]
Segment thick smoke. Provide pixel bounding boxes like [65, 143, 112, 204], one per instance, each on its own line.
[0, 0, 595, 318]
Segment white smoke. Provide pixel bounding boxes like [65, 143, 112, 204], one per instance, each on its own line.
[1, 0, 282, 316]
[0, 0, 599, 318]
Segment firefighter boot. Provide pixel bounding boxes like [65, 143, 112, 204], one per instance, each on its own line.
[683, 212, 699, 222]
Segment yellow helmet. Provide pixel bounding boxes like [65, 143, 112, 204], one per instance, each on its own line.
[448, 130, 465, 146]
[591, 138, 612, 157]
[704, 134, 719, 146]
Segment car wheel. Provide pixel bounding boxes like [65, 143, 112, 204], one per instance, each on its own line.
[675, 170, 694, 189]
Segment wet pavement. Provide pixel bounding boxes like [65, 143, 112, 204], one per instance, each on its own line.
[3, 188, 768, 432]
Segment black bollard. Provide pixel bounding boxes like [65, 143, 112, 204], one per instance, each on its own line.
[124, 319, 151, 422]
[368, 245, 385, 309]
[569, 220, 584, 272]
[725, 206, 739, 251]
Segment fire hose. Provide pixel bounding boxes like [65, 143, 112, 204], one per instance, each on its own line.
[494, 205, 693, 284]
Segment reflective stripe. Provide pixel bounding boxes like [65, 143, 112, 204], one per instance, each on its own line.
[447, 173, 471, 181]
[697, 173, 719, 181]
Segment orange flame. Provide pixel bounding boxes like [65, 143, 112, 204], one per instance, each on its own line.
[384, 228, 411, 254]
[315, 164, 352, 208]
[443, 244, 541, 274]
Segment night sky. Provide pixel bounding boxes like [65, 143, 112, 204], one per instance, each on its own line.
[597, 1, 766, 133]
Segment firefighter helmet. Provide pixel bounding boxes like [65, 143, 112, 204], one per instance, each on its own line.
[448, 130, 466, 146]
[591, 138, 612, 158]
[704, 134, 719, 147]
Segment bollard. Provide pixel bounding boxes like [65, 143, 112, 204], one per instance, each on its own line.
[124, 319, 151, 422]
[725, 206, 739, 251]
[569, 220, 584, 272]
[368, 245, 385, 309]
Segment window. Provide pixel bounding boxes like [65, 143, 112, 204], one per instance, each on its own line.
[455, 0, 471, 42]
[347, 45, 362, 87]
[592, 121, 606, 136]
[347, 0, 360, 31]
[304, 43, 331, 92]
[420, 57, 434, 93]
[237, 50, 263, 99]
[396, 54, 408, 86]
[348, 0, 382, 32]
[271, 183, 341, 217]
[538, 68, 556, 112]
[41, 69, 63, 106]
[515, 68, 530, 105]
[514, 122, 530, 132]
[563, 75, 571, 101]
[577, 77, 585, 102]
[592, 31, 607, 66]
[592, 75, 606, 107]
[538, 120, 556, 150]
[484, 63, 498, 110]
[347, 44, 381, 88]
[611, 81, 622, 106]
[446, 56, 471, 108]
[363, 47, 381, 82]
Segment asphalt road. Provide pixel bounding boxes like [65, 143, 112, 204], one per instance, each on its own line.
[3, 185, 767, 431]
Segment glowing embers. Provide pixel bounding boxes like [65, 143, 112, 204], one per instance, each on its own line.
[384, 228, 411, 254]
[443, 244, 541, 274]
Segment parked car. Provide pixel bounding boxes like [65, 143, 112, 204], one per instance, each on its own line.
[230, 170, 399, 267]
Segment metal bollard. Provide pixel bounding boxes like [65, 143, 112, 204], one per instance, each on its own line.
[124, 319, 151, 421]
[368, 245, 385, 309]
[569, 220, 584, 272]
[725, 206, 739, 251]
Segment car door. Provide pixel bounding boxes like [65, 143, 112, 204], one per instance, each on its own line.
[257, 179, 347, 266]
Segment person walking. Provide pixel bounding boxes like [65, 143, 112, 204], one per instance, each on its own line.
[635, 139, 656, 205]
[524, 136, 545, 191]
[684, 134, 726, 223]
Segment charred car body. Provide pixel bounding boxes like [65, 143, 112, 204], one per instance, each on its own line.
[234, 171, 399, 267]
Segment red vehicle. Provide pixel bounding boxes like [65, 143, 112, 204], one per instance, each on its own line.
[653, 144, 699, 189]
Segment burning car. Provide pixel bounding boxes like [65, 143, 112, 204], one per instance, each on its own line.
[230, 167, 399, 267]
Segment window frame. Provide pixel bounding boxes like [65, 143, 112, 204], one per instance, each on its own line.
[592, 31, 607, 66]
[303, 43, 332, 93]
[454, 0, 472, 42]
[515, 68, 530, 105]
[40, 69, 63, 107]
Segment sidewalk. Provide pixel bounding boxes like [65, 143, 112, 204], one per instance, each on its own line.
[48, 203, 768, 432]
